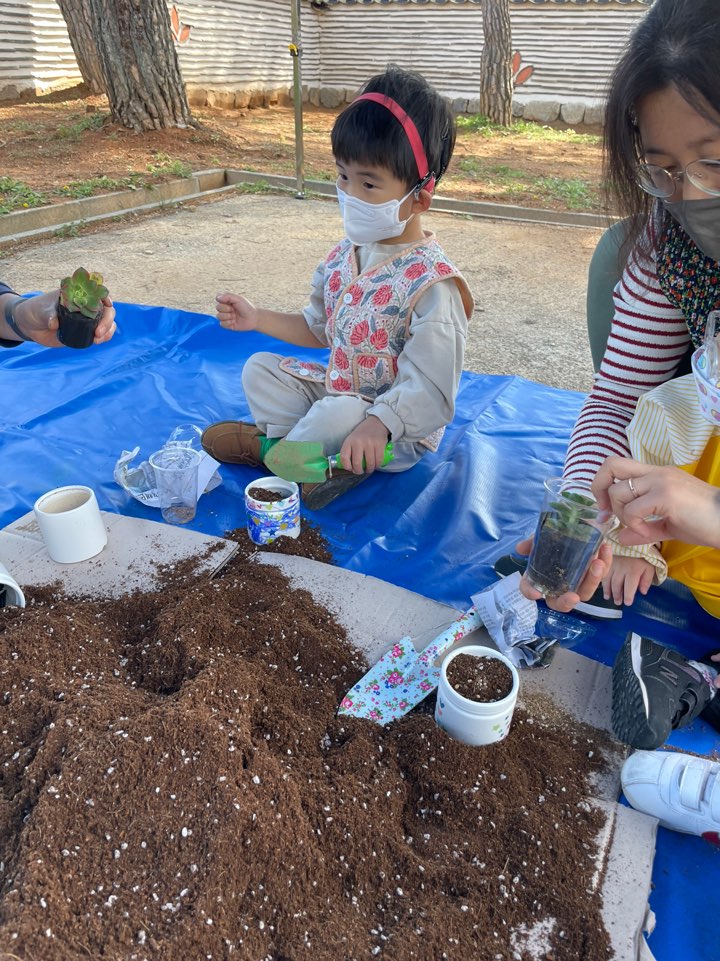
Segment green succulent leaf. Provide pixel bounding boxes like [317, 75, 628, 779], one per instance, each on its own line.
[59, 266, 107, 318]
[546, 488, 600, 538]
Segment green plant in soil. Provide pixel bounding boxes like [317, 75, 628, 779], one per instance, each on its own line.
[53, 222, 82, 239]
[55, 111, 106, 139]
[57, 267, 108, 349]
[527, 490, 604, 596]
[234, 179, 277, 195]
[54, 174, 148, 199]
[146, 152, 192, 178]
[544, 491, 599, 538]
[0, 177, 48, 214]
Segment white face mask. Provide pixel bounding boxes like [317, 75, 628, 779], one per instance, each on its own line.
[336, 184, 416, 245]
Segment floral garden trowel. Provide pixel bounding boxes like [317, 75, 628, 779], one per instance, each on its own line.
[338, 607, 482, 724]
[264, 438, 394, 484]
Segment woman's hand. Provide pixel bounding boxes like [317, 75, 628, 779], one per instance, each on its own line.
[518, 536, 613, 613]
[593, 456, 720, 549]
[339, 415, 390, 474]
[92, 297, 116, 344]
[13, 291, 116, 347]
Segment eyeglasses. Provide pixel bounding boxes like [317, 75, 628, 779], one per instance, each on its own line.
[636, 159, 720, 198]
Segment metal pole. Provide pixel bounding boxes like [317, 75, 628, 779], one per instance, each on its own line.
[290, 0, 305, 199]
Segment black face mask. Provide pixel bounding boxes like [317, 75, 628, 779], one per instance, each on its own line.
[663, 196, 720, 262]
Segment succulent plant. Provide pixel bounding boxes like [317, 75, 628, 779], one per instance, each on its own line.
[544, 490, 599, 540]
[59, 268, 108, 319]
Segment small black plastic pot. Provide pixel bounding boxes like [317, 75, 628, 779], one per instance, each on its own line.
[57, 302, 101, 349]
[526, 512, 603, 597]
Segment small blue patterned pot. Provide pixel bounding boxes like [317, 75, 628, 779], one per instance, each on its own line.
[244, 478, 301, 545]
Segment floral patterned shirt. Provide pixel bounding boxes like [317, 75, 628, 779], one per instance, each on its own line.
[298, 234, 473, 446]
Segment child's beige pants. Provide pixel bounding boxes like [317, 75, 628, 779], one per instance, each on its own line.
[242, 351, 425, 471]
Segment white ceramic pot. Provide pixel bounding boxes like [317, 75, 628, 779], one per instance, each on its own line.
[435, 644, 519, 746]
[0, 560, 25, 608]
[33, 485, 108, 564]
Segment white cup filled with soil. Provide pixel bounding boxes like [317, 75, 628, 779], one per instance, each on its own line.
[244, 478, 301, 545]
[435, 645, 519, 746]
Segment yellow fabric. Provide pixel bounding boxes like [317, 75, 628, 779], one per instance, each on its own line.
[660, 436, 720, 617]
[627, 377, 720, 617]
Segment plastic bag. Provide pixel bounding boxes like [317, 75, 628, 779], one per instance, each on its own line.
[114, 424, 222, 508]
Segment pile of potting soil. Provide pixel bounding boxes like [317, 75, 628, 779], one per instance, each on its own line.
[0, 528, 613, 961]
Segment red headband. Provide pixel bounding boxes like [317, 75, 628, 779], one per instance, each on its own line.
[353, 92, 436, 194]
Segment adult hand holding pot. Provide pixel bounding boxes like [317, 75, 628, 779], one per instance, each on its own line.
[517, 535, 612, 613]
[1, 287, 116, 348]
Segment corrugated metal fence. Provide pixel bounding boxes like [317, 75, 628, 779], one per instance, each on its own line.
[0, 0, 646, 109]
[315, 3, 645, 101]
[0, 0, 85, 97]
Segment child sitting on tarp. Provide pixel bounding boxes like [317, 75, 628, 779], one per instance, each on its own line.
[201, 65, 473, 510]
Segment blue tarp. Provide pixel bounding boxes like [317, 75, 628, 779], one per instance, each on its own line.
[1, 302, 718, 960]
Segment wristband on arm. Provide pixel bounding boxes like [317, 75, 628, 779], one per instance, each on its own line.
[4, 296, 30, 341]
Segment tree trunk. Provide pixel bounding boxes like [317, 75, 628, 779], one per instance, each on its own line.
[85, 0, 194, 132]
[57, 0, 105, 94]
[479, 0, 514, 126]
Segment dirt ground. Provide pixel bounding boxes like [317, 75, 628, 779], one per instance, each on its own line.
[2, 86, 608, 396]
[1, 86, 605, 213]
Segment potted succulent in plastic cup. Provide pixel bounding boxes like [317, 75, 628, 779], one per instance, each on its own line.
[57, 268, 109, 349]
[525, 477, 615, 598]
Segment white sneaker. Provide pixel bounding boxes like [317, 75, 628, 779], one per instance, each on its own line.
[621, 750, 720, 845]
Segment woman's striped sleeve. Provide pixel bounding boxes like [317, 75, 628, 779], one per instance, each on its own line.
[564, 240, 690, 485]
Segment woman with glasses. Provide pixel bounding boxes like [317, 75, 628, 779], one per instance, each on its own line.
[557, 0, 720, 612]
[517, 0, 720, 763]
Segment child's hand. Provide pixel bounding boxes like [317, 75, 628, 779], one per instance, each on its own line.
[340, 416, 390, 474]
[712, 653, 720, 690]
[215, 291, 258, 332]
[603, 555, 655, 607]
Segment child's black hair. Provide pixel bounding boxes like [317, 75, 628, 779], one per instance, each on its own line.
[331, 64, 456, 190]
[604, 0, 720, 254]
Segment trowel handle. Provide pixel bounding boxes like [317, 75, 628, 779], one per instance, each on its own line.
[419, 606, 482, 664]
[327, 442, 394, 473]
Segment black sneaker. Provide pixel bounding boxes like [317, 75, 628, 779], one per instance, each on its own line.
[612, 632, 714, 750]
[493, 554, 622, 619]
[301, 470, 369, 510]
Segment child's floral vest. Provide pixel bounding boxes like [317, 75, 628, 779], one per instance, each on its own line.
[279, 234, 473, 451]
